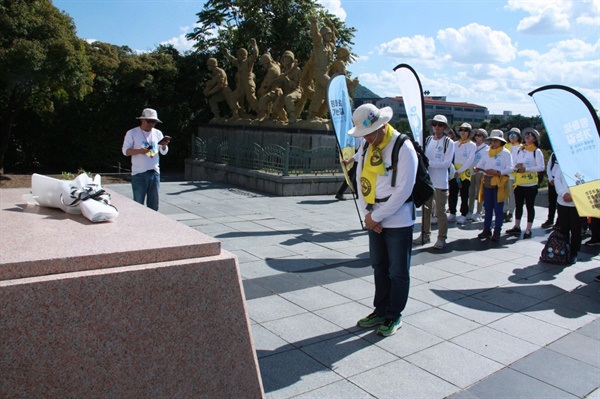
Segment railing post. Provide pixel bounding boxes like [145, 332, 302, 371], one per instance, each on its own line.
[283, 142, 290, 176]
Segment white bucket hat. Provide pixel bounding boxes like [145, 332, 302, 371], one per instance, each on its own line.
[475, 128, 488, 138]
[487, 129, 507, 144]
[506, 127, 522, 141]
[457, 122, 474, 138]
[522, 127, 540, 143]
[348, 104, 393, 137]
[427, 114, 449, 127]
[136, 108, 162, 123]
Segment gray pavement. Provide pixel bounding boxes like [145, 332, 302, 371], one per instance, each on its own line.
[109, 181, 600, 399]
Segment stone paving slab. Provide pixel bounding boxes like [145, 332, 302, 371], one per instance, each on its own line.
[107, 181, 600, 399]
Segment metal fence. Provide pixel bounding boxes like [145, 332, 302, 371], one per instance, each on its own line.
[191, 136, 341, 176]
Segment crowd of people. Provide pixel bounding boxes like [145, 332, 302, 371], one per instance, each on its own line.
[411, 114, 597, 263]
[341, 103, 599, 338]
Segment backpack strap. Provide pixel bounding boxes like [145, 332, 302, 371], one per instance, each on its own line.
[385, 134, 407, 187]
[425, 135, 449, 153]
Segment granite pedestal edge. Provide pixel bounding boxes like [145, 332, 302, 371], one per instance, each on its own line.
[0, 188, 264, 398]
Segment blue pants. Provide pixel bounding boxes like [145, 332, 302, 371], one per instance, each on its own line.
[483, 187, 504, 231]
[131, 170, 160, 211]
[369, 225, 413, 320]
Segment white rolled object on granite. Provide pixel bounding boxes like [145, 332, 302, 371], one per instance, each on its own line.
[28, 173, 119, 222]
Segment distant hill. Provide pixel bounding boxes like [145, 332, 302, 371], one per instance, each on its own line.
[354, 84, 380, 99]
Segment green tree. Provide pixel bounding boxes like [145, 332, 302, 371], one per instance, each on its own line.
[0, 0, 92, 174]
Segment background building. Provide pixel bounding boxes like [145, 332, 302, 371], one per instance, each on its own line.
[355, 96, 490, 126]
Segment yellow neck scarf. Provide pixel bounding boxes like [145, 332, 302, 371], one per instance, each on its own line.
[488, 146, 503, 157]
[361, 125, 393, 204]
[458, 138, 471, 146]
[520, 143, 537, 152]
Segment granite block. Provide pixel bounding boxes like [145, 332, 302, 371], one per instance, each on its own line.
[0, 188, 221, 280]
[1, 255, 264, 398]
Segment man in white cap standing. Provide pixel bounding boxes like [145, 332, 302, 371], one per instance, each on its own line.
[413, 114, 455, 249]
[346, 103, 417, 337]
[122, 108, 170, 211]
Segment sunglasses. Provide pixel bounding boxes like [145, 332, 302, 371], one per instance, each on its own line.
[431, 122, 446, 127]
[509, 133, 519, 137]
[474, 134, 484, 137]
[525, 132, 535, 137]
[459, 128, 470, 132]
[145, 120, 158, 124]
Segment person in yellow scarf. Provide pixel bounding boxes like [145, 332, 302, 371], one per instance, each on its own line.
[348, 103, 418, 338]
[504, 127, 522, 222]
[474, 130, 514, 241]
[505, 128, 546, 239]
[448, 122, 476, 225]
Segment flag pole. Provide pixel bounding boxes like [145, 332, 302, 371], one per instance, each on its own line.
[327, 74, 364, 229]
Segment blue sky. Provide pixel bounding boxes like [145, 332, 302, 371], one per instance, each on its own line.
[53, 0, 599, 117]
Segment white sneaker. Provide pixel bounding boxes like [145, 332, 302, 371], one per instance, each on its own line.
[433, 239, 446, 249]
[431, 216, 438, 225]
[447, 214, 456, 222]
[473, 213, 482, 221]
[457, 215, 467, 224]
[466, 213, 473, 221]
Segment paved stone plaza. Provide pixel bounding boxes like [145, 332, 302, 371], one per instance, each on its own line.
[109, 181, 600, 399]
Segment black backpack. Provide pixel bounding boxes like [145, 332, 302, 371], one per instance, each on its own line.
[362, 134, 434, 208]
[540, 230, 571, 265]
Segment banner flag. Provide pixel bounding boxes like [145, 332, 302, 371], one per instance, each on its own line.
[529, 85, 600, 217]
[327, 74, 355, 188]
[393, 64, 425, 145]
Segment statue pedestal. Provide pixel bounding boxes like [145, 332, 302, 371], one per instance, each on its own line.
[0, 188, 264, 398]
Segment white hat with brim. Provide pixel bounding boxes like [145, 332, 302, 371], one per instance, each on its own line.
[457, 122, 474, 138]
[475, 128, 488, 138]
[522, 127, 540, 143]
[505, 127, 522, 141]
[487, 129, 507, 144]
[348, 104, 393, 137]
[426, 114, 449, 127]
[136, 108, 162, 123]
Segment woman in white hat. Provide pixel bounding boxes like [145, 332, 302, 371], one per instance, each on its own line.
[448, 123, 476, 225]
[504, 127, 522, 222]
[474, 130, 513, 241]
[505, 128, 545, 239]
[349, 103, 418, 337]
[467, 128, 489, 221]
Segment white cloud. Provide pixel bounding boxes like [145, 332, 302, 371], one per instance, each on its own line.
[437, 23, 517, 64]
[377, 35, 436, 60]
[316, 0, 346, 20]
[160, 26, 195, 53]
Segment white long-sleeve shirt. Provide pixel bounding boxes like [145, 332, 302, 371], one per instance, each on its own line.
[355, 129, 418, 228]
[454, 140, 476, 177]
[471, 142, 489, 175]
[424, 135, 455, 189]
[552, 161, 575, 208]
[513, 146, 545, 187]
[476, 147, 513, 176]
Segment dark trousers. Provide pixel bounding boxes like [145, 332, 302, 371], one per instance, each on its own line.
[557, 204, 582, 256]
[547, 182, 558, 221]
[449, 178, 471, 216]
[514, 185, 538, 223]
[369, 225, 413, 320]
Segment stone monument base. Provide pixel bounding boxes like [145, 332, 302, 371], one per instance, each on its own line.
[0, 188, 264, 398]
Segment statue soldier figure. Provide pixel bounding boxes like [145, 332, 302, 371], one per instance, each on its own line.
[203, 58, 240, 122]
[222, 38, 259, 117]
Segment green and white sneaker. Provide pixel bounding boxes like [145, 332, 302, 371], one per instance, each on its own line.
[377, 318, 403, 337]
[357, 312, 385, 328]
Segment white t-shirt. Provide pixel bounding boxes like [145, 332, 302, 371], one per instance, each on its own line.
[122, 126, 168, 175]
